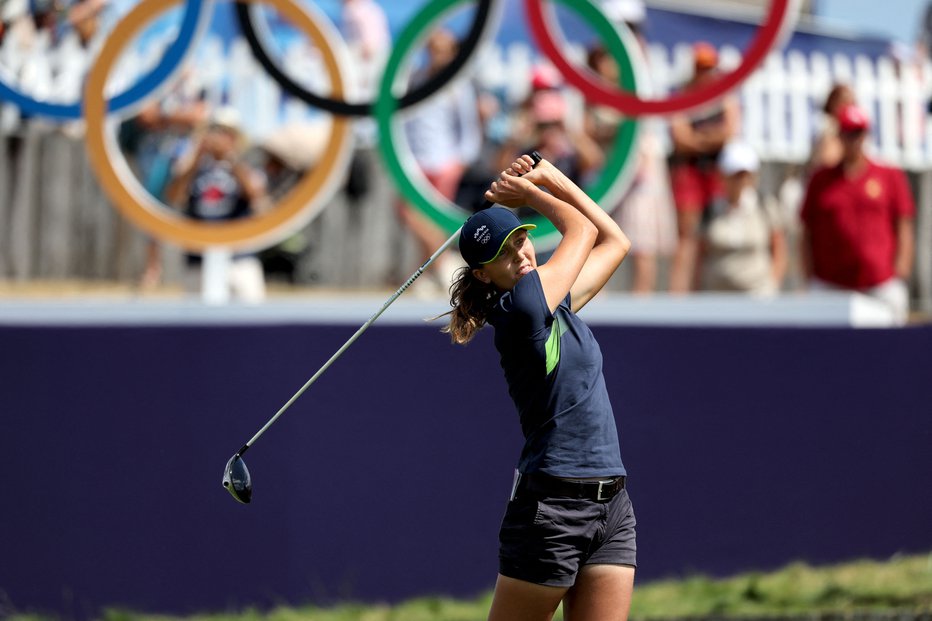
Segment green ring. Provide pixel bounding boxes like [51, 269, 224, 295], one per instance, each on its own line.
[374, 0, 642, 248]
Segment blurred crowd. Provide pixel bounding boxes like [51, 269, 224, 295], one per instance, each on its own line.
[0, 0, 921, 324]
[0, 0, 107, 46]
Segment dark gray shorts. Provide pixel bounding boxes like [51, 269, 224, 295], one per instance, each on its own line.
[498, 487, 637, 587]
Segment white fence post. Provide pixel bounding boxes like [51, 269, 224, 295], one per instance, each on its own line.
[786, 50, 812, 162]
[202, 248, 233, 306]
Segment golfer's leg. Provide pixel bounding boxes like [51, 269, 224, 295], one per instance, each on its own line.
[487, 574, 567, 621]
[562, 564, 635, 621]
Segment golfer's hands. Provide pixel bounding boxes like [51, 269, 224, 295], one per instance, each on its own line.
[485, 154, 551, 207]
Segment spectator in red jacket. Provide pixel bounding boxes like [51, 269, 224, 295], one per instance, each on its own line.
[801, 104, 916, 325]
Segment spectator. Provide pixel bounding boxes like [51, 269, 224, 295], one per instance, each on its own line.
[166, 107, 269, 303]
[584, 1, 676, 294]
[699, 141, 786, 294]
[498, 63, 603, 186]
[27, 0, 107, 47]
[340, 0, 390, 200]
[341, 0, 390, 101]
[255, 121, 330, 283]
[667, 42, 741, 292]
[808, 83, 856, 173]
[65, 0, 106, 47]
[454, 84, 512, 211]
[0, 0, 32, 48]
[397, 27, 483, 292]
[801, 104, 916, 325]
[783, 85, 858, 291]
[120, 73, 210, 290]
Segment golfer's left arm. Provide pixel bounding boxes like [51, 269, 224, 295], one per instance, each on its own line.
[543, 171, 631, 311]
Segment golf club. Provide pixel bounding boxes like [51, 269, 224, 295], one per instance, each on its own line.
[223, 151, 542, 504]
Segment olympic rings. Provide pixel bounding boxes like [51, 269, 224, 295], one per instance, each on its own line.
[83, 0, 352, 252]
[374, 0, 643, 247]
[234, 0, 495, 117]
[0, 0, 207, 120]
[525, 0, 800, 116]
[3, 0, 792, 254]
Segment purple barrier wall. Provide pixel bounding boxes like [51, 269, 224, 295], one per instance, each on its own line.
[2, 324, 931, 618]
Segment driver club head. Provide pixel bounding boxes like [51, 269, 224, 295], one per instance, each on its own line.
[222, 453, 252, 504]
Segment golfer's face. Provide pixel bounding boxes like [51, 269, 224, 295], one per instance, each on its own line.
[476, 231, 536, 291]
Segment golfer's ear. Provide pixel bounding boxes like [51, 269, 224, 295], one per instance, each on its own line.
[472, 268, 491, 284]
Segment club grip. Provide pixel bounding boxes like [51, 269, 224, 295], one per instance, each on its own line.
[478, 151, 543, 211]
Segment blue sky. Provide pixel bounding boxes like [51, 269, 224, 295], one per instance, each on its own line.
[814, 0, 929, 44]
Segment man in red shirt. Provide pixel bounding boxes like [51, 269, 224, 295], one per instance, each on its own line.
[801, 104, 915, 325]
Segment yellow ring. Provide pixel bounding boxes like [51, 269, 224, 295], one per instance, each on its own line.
[84, 0, 351, 252]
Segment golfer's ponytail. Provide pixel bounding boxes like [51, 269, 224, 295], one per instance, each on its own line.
[442, 266, 500, 345]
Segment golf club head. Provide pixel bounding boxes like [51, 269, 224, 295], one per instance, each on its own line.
[222, 454, 252, 504]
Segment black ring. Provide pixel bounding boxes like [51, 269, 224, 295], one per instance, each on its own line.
[234, 0, 494, 117]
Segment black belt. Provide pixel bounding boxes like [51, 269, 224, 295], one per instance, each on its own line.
[516, 472, 625, 502]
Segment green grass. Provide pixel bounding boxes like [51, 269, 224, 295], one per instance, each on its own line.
[630, 553, 932, 619]
[8, 553, 932, 621]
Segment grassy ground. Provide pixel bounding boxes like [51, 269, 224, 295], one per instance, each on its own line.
[9, 553, 932, 621]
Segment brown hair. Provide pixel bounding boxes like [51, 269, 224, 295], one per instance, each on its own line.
[440, 266, 501, 345]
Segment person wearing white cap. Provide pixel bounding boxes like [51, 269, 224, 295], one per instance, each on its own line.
[697, 141, 787, 294]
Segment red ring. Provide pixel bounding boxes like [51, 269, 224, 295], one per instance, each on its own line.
[524, 0, 796, 116]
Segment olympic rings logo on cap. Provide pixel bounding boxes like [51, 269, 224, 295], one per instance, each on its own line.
[1, 0, 799, 252]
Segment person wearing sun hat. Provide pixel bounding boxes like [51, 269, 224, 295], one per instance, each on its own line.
[698, 141, 787, 294]
[443, 154, 639, 620]
[496, 61, 602, 188]
[801, 104, 916, 325]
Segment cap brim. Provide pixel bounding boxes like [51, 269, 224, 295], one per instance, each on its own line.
[479, 224, 536, 266]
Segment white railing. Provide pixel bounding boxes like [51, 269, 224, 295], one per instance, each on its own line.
[641, 42, 932, 171]
[478, 40, 932, 171]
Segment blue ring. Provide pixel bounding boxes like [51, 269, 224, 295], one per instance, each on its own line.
[0, 0, 206, 120]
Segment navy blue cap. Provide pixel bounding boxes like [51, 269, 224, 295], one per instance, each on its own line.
[459, 207, 536, 269]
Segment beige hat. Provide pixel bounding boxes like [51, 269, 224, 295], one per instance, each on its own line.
[260, 121, 329, 171]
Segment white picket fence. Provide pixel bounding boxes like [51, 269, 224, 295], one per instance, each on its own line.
[479, 40, 932, 171]
[697, 44, 932, 171]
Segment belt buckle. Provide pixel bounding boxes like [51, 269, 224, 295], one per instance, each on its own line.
[596, 479, 612, 501]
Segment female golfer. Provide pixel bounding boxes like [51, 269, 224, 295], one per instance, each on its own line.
[445, 154, 635, 620]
